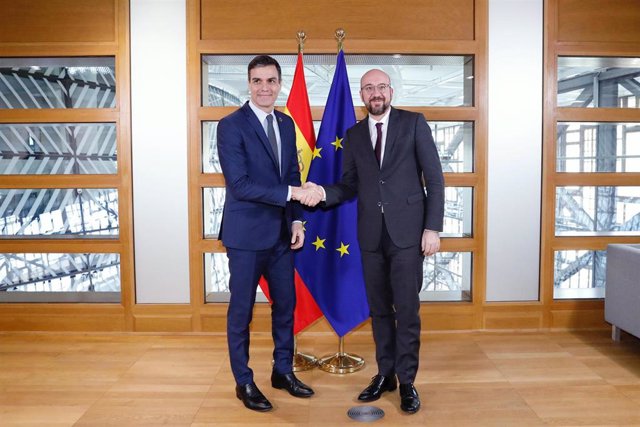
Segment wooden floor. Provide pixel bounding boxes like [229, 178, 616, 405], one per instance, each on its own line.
[1, 330, 640, 426]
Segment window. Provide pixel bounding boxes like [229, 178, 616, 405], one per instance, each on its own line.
[0, 57, 116, 109]
[197, 54, 478, 303]
[545, 56, 640, 300]
[0, 57, 123, 302]
[557, 57, 640, 109]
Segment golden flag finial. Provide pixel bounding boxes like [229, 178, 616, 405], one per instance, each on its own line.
[335, 28, 346, 52]
[296, 31, 307, 54]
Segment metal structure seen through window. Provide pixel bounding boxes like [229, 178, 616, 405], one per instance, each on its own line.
[203, 121, 474, 174]
[555, 186, 640, 237]
[202, 54, 474, 107]
[205, 252, 472, 303]
[204, 186, 472, 240]
[0, 123, 117, 175]
[557, 57, 640, 108]
[0, 188, 119, 238]
[557, 122, 640, 173]
[0, 57, 116, 109]
[0, 253, 120, 302]
[554, 250, 607, 300]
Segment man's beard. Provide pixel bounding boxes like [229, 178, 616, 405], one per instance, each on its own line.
[366, 96, 390, 116]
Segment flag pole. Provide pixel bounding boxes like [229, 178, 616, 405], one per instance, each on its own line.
[316, 29, 365, 374]
[318, 335, 365, 374]
[293, 335, 317, 371]
[292, 29, 319, 372]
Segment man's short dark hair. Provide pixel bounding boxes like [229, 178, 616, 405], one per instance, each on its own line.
[248, 55, 282, 82]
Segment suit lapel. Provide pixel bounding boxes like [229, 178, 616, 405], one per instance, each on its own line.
[241, 102, 280, 173]
[381, 107, 399, 171]
[275, 110, 292, 180]
[354, 118, 377, 166]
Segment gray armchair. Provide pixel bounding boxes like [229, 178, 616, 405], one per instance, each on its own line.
[605, 244, 640, 341]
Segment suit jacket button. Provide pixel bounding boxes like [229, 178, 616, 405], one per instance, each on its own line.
[379, 180, 385, 185]
[377, 202, 382, 207]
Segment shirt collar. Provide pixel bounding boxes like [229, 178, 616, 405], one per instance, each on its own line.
[248, 100, 274, 124]
[368, 108, 391, 129]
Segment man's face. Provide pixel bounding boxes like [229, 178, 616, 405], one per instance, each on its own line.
[248, 65, 281, 112]
[360, 70, 393, 117]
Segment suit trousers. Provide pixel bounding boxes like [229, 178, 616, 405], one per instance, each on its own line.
[226, 235, 295, 385]
[360, 218, 424, 384]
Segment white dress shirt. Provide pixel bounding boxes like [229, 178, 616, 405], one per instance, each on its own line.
[247, 101, 301, 210]
[368, 108, 391, 166]
[248, 100, 282, 171]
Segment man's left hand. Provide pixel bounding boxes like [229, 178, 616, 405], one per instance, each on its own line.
[291, 222, 305, 249]
[421, 229, 440, 256]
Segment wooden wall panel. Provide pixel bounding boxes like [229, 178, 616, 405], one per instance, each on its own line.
[0, 305, 126, 331]
[200, 0, 475, 42]
[551, 309, 608, 329]
[134, 315, 194, 332]
[0, 0, 116, 43]
[557, 0, 640, 43]
[484, 312, 543, 330]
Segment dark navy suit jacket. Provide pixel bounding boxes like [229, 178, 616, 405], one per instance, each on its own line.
[217, 102, 302, 250]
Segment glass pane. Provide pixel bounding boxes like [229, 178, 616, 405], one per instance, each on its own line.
[202, 122, 221, 173]
[420, 252, 472, 302]
[432, 121, 473, 173]
[204, 119, 473, 175]
[0, 123, 117, 174]
[557, 57, 640, 108]
[204, 252, 229, 297]
[557, 122, 640, 173]
[206, 251, 472, 303]
[203, 187, 225, 238]
[202, 54, 473, 107]
[204, 121, 325, 174]
[204, 186, 469, 238]
[555, 186, 640, 236]
[0, 188, 119, 238]
[0, 57, 116, 109]
[204, 252, 265, 303]
[554, 250, 606, 299]
[0, 252, 120, 302]
[443, 187, 473, 238]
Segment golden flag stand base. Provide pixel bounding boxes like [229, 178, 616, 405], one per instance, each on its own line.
[318, 336, 365, 374]
[293, 336, 318, 371]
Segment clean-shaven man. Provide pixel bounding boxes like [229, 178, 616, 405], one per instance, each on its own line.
[217, 55, 317, 412]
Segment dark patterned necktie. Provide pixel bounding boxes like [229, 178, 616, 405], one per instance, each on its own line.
[375, 122, 383, 166]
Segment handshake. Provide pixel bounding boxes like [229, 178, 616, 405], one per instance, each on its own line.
[292, 181, 324, 207]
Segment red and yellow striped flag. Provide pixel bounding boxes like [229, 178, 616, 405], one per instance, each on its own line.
[260, 52, 323, 334]
[284, 54, 315, 183]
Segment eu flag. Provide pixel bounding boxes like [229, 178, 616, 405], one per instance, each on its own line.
[294, 50, 369, 337]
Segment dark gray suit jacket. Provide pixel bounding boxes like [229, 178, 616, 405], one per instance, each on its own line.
[324, 107, 445, 251]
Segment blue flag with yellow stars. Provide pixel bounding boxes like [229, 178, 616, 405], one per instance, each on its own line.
[294, 50, 369, 337]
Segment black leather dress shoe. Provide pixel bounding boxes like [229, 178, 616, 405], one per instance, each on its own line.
[399, 383, 420, 413]
[357, 375, 397, 402]
[271, 372, 314, 398]
[236, 383, 273, 412]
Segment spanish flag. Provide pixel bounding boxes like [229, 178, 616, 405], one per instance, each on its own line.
[259, 52, 323, 334]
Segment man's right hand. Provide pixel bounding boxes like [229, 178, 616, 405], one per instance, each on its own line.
[292, 184, 322, 207]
